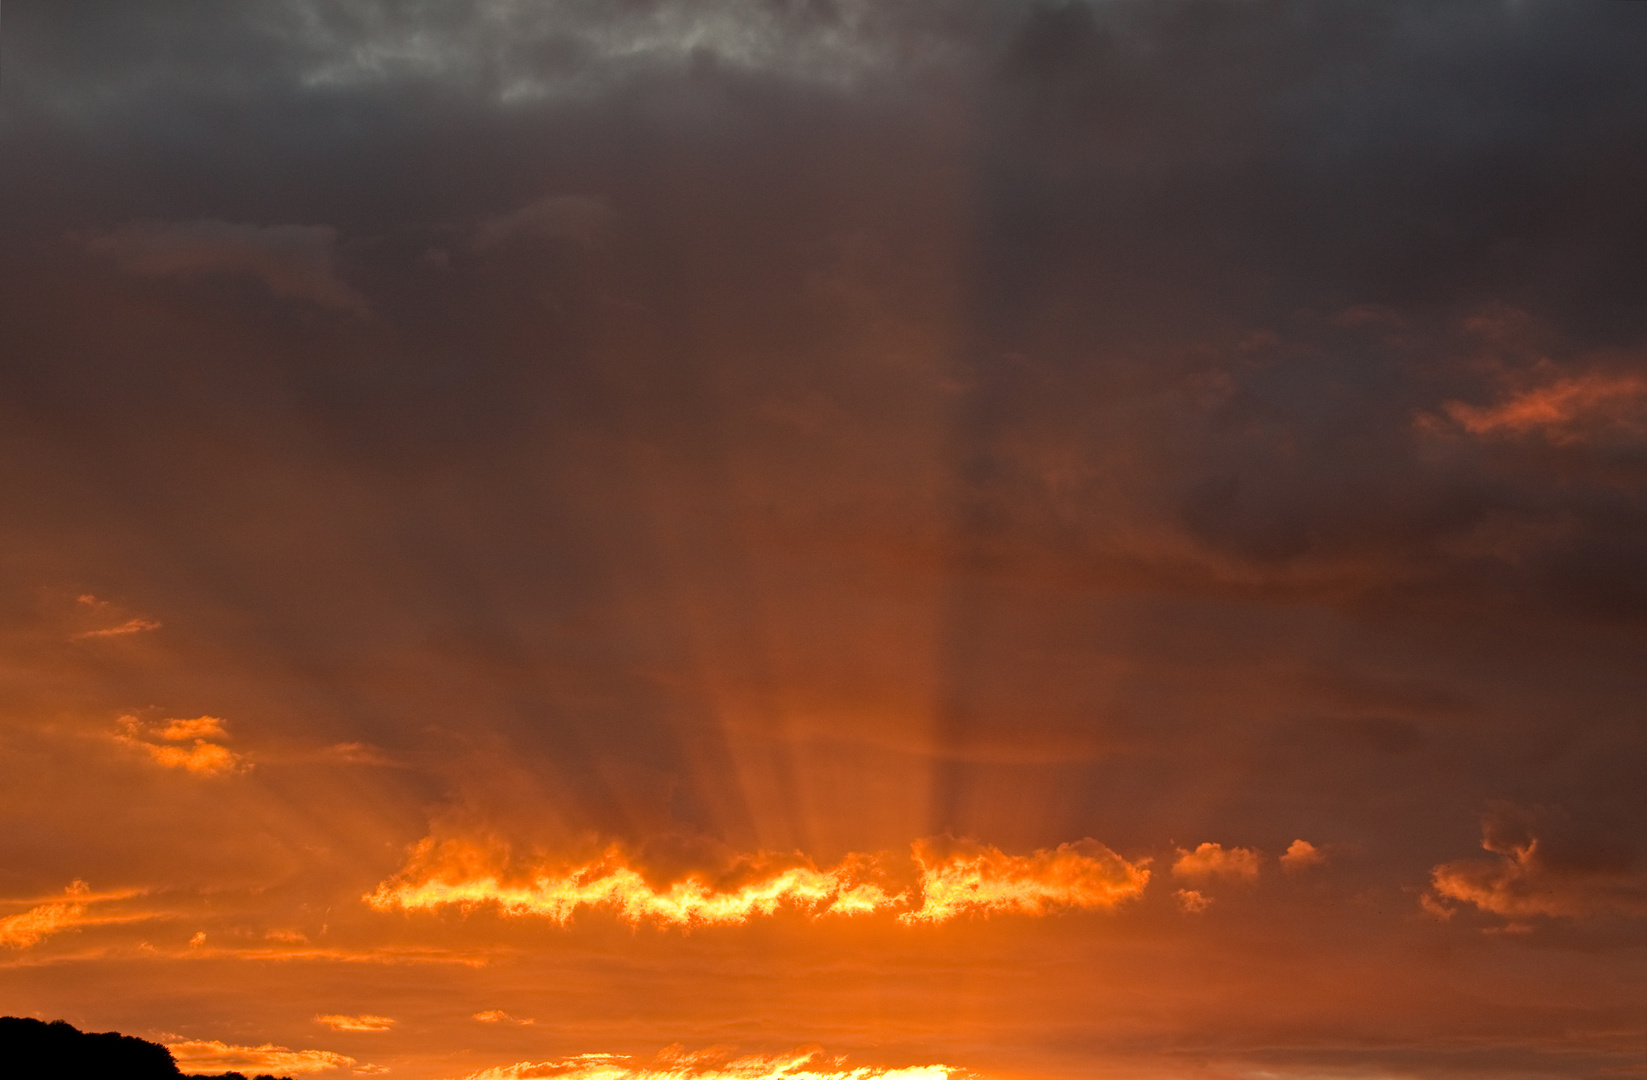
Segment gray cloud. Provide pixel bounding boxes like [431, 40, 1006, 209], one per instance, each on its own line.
[81, 219, 366, 312]
[471, 194, 612, 250]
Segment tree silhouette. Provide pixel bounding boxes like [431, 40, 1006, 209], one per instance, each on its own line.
[1, 1017, 293, 1080]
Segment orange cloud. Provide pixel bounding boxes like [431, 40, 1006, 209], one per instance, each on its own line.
[459, 1045, 968, 1080]
[474, 1011, 535, 1025]
[73, 617, 163, 639]
[1440, 370, 1647, 444]
[1174, 889, 1211, 913]
[0, 882, 93, 949]
[1279, 839, 1324, 870]
[70, 594, 162, 639]
[316, 1015, 396, 1033]
[156, 716, 228, 741]
[0, 881, 145, 949]
[899, 837, 1149, 923]
[366, 837, 1148, 928]
[134, 740, 243, 775]
[167, 1039, 356, 1075]
[1170, 843, 1261, 882]
[366, 840, 904, 927]
[1427, 809, 1647, 920]
[115, 716, 245, 775]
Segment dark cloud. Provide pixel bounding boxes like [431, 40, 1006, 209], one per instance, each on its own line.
[1430, 802, 1647, 921]
[80, 220, 366, 312]
[2, 2, 1647, 1078]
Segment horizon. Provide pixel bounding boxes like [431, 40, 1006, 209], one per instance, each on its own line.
[2, 3, 1645, 1079]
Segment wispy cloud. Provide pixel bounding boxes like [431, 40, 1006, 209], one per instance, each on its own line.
[1170, 843, 1261, 883]
[73, 617, 164, 639]
[474, 1011, 534, 1025]
[81, 219, 366, 313]
[167, 1038, 356, 1075]
[70, 594, 162, 639]
[316, 1015, 396, 1033]
[1437, 370, 1647, 445]
[0, 881, 146, 949]
[471, 194, 611, 251]
[456, 1045, 969, 1080]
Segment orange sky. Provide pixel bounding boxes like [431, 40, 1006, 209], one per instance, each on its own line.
[2, 3, 1646, 1079]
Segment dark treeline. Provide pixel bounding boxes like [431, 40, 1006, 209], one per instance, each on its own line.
[0, 1017, 294, 1080]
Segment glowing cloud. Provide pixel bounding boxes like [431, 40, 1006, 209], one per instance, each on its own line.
[135, 740, 243, 775]
[458, 1045, 968, 1080]
[366, 837, 1149, 928]
[316, 1015, 396, 1033]
[0, 882, 93, 949]
[1280, 839, 1325, 870]
[900, 838, 1149, 923]
[1440, 370, 1647, 444]
[167, 1039, 356, 1075]
[115, 715, 245, 776]
[1170, 843, 1261, 883]
[366, 841, 904, 927]
[156, 716, 228, 741]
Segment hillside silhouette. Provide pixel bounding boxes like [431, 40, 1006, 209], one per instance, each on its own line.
[1, 1017, 293, 1080]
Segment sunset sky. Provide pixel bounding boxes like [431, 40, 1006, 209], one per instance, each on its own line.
[2, 3, 1646, 1078]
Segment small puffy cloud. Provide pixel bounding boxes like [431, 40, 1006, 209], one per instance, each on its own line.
[82, 219, 366, 312]
[1171, 843, 1261, 883]
[472, 195, 611, 250]
[167, 1039, 356, 1075]
[1174, 889, 1211, 913]
[1280, 839, 1325, 870]
[1427, 805, 1647, 921]
[474, 1011, 534, 1025]
[316, 1015, 396, 1033]
[116, 715, 245, 776]
[188, 931, 206, 947]
[1438, 370, 1647, 446]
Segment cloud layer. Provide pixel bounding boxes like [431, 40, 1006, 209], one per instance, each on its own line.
[2, 1, 1646, 1079]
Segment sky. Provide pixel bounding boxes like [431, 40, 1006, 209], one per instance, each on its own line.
[1, 2, 1645, 1078]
